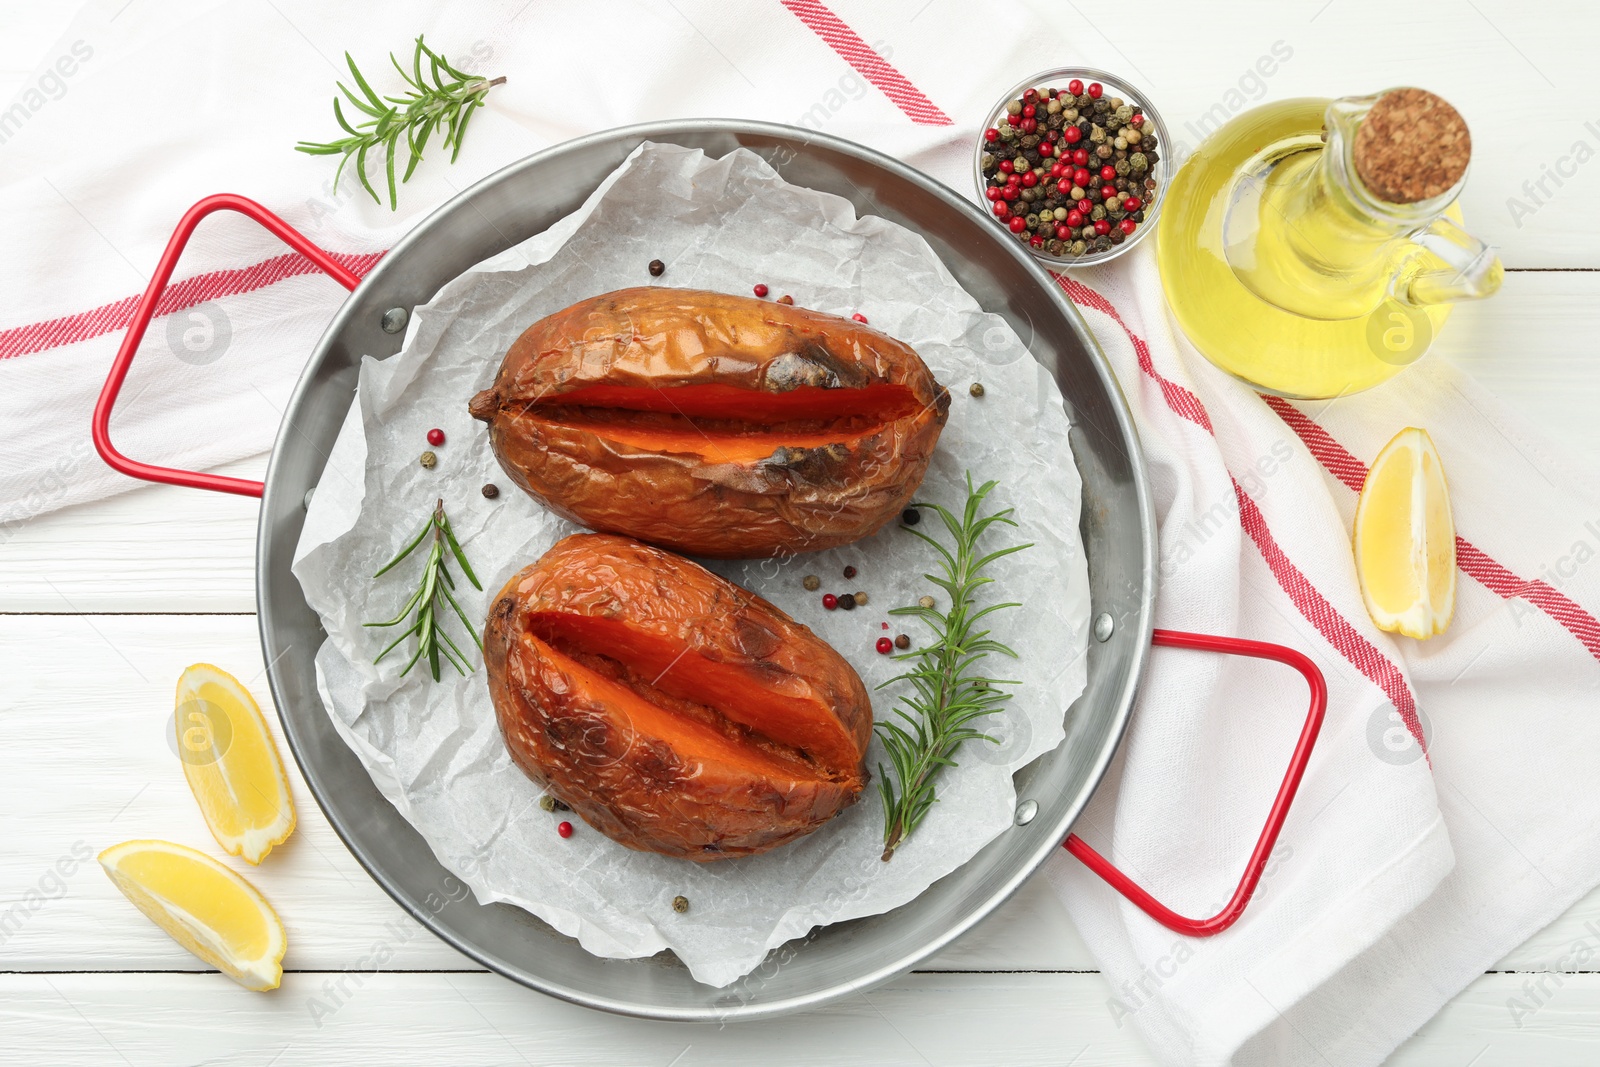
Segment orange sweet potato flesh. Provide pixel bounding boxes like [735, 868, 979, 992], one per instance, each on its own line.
[483, 533, 873, 860]
[468, 287, 950, 559]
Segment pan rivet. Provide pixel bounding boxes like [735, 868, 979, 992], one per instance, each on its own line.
[302, 487, 315, 510]
[380, 307, 409, 334]
[1093, 612, 1114, 642]
[1015, 799, 1039, 826]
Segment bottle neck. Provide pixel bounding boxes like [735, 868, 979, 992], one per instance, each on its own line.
[1223, 96, 1465, 321]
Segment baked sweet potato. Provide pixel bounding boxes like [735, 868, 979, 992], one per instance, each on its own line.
[468, 287, 949, 558]
[484, 533, 872, 860]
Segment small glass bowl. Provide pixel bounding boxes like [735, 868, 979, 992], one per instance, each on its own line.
[972, 66, 1170, 269]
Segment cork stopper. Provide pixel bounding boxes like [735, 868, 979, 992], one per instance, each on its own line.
[1352, 88, 1471, 204]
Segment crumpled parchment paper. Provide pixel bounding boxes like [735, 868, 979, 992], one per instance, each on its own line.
[292, 142, 1089, 987]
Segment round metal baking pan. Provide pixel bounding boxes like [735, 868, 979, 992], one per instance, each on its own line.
[255, 120, 1156, 1020]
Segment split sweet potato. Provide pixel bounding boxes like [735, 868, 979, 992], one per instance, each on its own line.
[483, 533, 873, 860]
[468, 287, 949, 558]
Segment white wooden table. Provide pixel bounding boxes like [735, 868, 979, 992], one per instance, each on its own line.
[5, 3, 1600, 1063]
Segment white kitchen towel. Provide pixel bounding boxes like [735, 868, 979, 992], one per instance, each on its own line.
[1047, 257, 1600, 1066]
[6, 2, 1600, 1065]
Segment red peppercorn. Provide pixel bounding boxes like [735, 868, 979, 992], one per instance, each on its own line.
[1094, 218, 1111, 236]
[822, 593, 839, 610]
[1123, 196, 1143, 212]
[1029, 235, 1045, 249]
[852, 312, 868, 323]
[992, 201, 1009, 218]
[1073, 148, 1089, 165]
[1020, 171, 1037, 187]
[1050, 162, 1067, 178]
[1067, 78, 1084, 94]
[1055, 179, 1071, 195]
[1002, 186, 1019, 200]
[1006, 172, 1021, 186]
[1063, 126, 1082, 144]
[881, 622, 889, 630]
[984, 127, 999, 142]
[1119, 218, 1138, 235]
[1022, 104, 1036, 118]
[1066, 210, 1083, 228]
[1130, 113, 1144, 127]
[1100, 165, 1117, 181]
[1023, 88, 1038, 102]
[557, 821, 573, 839]
[1102, 184, 1118, 199]
[426, 428, 445, 447]
[1038, 142, 1053, 158]
[1020, 117, 1037, 134]
[998, 159, 1014, 174]
[985, 187, 1001, 201]
[1072, 168, 1091, 187]
[876, 637, 893, 655]
[1008, 216, 1027, 233]
[753, 283, 769, 297]
[1087, 82, 1103, 99]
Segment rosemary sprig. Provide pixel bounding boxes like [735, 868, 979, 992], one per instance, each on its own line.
[365, 498, 483, 681]
[877, 475, 1032, 861]
[296, 35, 505, 210]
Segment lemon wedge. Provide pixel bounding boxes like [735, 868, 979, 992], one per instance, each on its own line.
[99, 839, 286, 991]
[1353, 427, 1456, 638]
[175, 663, 295, 863]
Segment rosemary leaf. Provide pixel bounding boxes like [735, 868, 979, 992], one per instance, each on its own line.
[366, 498, 483, 680]
[877, 475, 1033, 861]
[297, 35, 505, 210]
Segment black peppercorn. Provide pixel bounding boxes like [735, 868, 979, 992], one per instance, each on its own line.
[843, 565, 857, 579]
[838, 593, 857, 611]
[648, 259, 665, 277]
[481, 483, 499, 499]
[901, 507, 921, 526]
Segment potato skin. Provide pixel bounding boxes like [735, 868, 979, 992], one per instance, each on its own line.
[484, 534, 872, 860]
[469, 287, 949, 559]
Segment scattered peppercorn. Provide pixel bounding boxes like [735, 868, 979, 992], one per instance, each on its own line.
[843, 565, 857, 579]
[753, 283, 769, 298]
[557, 821, 574, 839]
[778, 294, 794, 305]
[918, 595, 936, 609]
[822, 593, 839, 610]
[895, 633, 911, 650]
[803, 574, 821, 591]
[648, 259, 666, 277]
[853, 591, 869, 606]
[426, 427, 446, 447]
[979, 79, 1159, 261]
[876, 637, 893, 655]
[881, 622, 890, 630]
[902, 507, 921, 525]
[482, 483, 499, 499]
[419, 450, 437, 469]
[852, 312, 868, 323]
[672, 895, 690, 914]
[838, 592, 857, 611]
[970, 382, 986, 398]
[539, 795, 557, 812]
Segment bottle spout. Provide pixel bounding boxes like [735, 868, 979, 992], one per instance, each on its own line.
[1397, 215, 1504, 307]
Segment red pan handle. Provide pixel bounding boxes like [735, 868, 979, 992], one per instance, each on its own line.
[91, 193, 363, 498]
[1063, 627, 1327, 936]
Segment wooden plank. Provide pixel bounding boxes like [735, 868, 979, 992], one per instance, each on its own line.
[2, 273, 1595, 616]
[2, 970, 1598, 1066]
